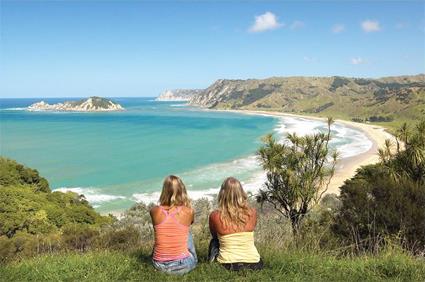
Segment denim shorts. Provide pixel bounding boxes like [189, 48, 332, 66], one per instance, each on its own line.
[152, 253, 197, 275]
[152, 232, 198, 275]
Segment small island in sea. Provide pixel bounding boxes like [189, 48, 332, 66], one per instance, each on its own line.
[27, 96, 124, 112]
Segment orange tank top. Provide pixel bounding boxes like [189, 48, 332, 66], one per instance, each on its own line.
[153, 206, 190, 262]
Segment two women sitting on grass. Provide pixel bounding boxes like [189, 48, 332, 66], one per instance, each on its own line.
[150, 175, 263, 275]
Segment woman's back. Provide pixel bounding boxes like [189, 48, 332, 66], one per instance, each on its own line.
[209, 208, 260, 264]
[209, 208, 257, 235]
[151, 205, 193, 262]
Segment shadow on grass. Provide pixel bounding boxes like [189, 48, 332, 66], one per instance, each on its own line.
[135, 249, 153, 265]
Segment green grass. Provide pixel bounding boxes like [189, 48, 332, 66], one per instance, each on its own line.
[1, 246, 424, 281]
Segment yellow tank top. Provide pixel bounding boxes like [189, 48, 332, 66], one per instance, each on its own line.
[217, 232, 260, 263]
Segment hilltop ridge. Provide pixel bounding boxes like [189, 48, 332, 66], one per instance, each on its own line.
[186, 74, 425, 128]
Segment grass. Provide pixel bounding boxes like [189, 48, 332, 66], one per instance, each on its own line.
[1, 245, 424, 281]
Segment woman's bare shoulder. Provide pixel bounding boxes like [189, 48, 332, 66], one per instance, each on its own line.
[209, 210, 220, 220]
[150, 205, 161, 215]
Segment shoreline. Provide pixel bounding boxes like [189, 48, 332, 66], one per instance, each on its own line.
[216, 109, 395, 194]
[103, 107, 395, 218]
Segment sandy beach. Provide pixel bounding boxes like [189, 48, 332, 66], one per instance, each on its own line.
[219, 109, 396, 195]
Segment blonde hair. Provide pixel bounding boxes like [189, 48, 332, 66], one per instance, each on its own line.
[159, 175, 191, 208]
[218, 177, 251, 229]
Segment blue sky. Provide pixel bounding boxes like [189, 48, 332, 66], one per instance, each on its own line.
[1, 1, 424, 98]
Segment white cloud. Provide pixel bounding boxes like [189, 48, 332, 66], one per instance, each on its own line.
[290, 20, 304, 30]
[361, 20, 381, 32]
[332, 24, 345, 33]
[351, 57, 366, 65]
[249, 11, 283, 33]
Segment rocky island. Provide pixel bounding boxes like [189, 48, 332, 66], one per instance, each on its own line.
[155, 89, 203, 101]
[27, 96, 124, 112]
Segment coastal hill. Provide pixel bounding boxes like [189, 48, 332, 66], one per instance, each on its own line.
[188, 74, 425, 128]
[28, 96, 124, 112]
[155, 89, 203, 101]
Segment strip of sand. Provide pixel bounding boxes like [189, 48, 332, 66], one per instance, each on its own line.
[217, 109, 396, 194]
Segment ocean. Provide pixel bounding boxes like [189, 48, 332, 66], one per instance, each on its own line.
[0, 98, 372, 213]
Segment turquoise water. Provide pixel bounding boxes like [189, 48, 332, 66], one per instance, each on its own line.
[0, 98, 277, 212]
[0, 98, 372, 213]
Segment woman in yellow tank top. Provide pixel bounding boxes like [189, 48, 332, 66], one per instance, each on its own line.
[208, 177, 263, 271]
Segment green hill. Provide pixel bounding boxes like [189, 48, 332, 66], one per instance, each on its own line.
[190, 74, 425, 130]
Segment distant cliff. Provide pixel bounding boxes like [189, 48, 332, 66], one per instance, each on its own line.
[155, 89, 203, 101]
[189, 74, 425, 126]
[28, 97, 124, 112]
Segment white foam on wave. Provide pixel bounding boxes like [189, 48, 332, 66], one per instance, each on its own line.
[170, 104, 188, 107]
[132, 187, 221, 204]
[1, 107, 27, 111]
[130, 115, 374, 205]
[132, 173, 267, 205]
[54, 187, 126, 204]
[132, 155, 264, 204]
[274, 116, 373, 158]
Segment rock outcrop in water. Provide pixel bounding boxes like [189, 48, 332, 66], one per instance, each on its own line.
[28, 97, 124, 112]
[155, 89, 203, 101]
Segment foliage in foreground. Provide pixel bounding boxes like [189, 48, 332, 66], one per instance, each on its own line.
[0, 157, 113, 263]
[1, 245, 424, 282]
[333, 120, 425, 253]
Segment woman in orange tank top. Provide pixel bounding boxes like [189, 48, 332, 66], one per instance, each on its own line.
[208, 177, 263, 271]
[150, 175, 197, 275]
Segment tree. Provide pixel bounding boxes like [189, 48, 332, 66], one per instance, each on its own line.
[378, 119, 425, 183]
[256, 117, 337, 235]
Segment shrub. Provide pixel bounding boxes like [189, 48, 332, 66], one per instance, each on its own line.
[0, 236, 16, 264]
[62, 224, 99, 252]
[0, 157, 50, 193]
[97, 226, 142, 251]
[333, 165, 425, 253]
[333, 120, 425, 253]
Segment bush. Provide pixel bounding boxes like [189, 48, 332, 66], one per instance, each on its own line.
[334, 120, 425, 254]
[97, 226, 142, 251]
[62, 224, 100, 252]
[333, 165, 425, 253]
[0, 236, 16, 264]
[0, 158, 50, 193]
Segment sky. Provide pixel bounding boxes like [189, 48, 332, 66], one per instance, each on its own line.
[1, 0, 424, 98]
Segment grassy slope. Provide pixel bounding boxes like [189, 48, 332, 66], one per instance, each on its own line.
[194, 75, 425, 133]
[1, 246, 425, 282]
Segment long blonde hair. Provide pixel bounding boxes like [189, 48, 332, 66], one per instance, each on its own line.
[218, 177, 251, 229]
[159, 175, 191, 208]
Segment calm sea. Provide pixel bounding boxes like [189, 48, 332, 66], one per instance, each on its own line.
[0, 98, 371, 213]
